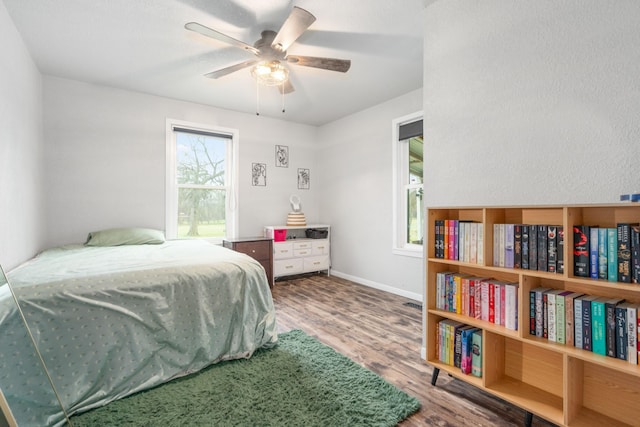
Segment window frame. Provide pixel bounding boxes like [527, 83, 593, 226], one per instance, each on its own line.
[165, 118, 239, 243]
[392, 111, 424, 258]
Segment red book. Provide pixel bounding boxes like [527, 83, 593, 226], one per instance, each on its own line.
[488, 281, 496, 324]
[500, 282, 507, 326]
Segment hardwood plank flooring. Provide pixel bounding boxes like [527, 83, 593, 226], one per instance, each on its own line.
[272, 274, 556, 427]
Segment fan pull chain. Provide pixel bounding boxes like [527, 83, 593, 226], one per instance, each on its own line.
[281, 83, 285, 113]
[256, 82, 260, 116]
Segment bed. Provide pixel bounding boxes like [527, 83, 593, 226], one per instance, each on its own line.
[0, 236, 278, 427]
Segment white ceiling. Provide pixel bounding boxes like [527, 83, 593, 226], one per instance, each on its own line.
[3, 0, 426, 126]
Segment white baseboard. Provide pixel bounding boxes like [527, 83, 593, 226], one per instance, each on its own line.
[330, 270, 422, 301]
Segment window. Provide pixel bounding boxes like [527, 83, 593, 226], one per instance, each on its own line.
[392, 112, 424, 257]
[166, 119, 238, 243]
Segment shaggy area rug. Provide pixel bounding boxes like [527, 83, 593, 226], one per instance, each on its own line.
[71, 329, 420, 426]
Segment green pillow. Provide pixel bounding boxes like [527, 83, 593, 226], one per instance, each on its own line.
[85, 227, 165, 246]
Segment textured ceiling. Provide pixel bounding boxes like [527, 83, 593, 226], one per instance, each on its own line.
[3, 0, 426, 126]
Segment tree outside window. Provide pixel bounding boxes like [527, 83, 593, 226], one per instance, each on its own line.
[405, 136, 423, 245]
[176, 132, 228, 238]
[392, 112, 423, 257]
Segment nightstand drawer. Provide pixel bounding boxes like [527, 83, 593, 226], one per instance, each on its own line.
[232, 241, 271, 260]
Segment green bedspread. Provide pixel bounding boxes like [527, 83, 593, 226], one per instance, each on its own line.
[1, 240, 277, 427]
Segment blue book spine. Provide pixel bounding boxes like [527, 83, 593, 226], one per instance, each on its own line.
[590, 228, 599, 279]
[591, 298, 606, 355]
[608, 228, 618, 282]
[460, 327, 478, 374]
[598, 228, 608, 280]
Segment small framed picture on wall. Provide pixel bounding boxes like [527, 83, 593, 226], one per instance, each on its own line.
[275, 145, 289, 168]
[298, 168, 310, 190]
[252, 163, 266, 186]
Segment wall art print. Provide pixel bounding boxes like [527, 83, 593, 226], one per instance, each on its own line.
[252, 163, 266, 186]
[297, 168, 310, 190]
[275, 145, 289, 168]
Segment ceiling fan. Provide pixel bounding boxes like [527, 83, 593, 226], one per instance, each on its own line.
[185, 6, 351, 94]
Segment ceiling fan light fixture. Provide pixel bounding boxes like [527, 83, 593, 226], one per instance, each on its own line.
[251, 60, 289, 86]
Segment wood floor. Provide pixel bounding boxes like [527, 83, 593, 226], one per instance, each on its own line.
[272, 274, 556, 427]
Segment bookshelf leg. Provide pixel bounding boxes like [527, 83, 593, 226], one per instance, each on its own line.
[430, 368, 440, 386]
[524, 411, 533, 427]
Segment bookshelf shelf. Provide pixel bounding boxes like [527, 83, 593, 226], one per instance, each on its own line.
[425, 204, 640, 427]
[568, 409, 629, 427]
[485, 379, 564, 426]
[426, 359, 484, 388]
[427, 309, 520, 338]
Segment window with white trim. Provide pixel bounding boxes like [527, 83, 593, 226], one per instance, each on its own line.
[392, 112, 424, 257]
[166, 119, 238, 243]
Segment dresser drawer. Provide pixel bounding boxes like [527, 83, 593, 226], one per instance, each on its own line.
[303, 255, 330, 272]
[293, 248, 312, 257]
[274, 258, 304, 276]
[232, 241, 271, 260]
[311, 239, 330, 255]
[273, 242, 294, 259]
[293, 240, 313, 250]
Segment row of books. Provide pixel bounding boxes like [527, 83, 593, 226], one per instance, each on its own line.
[573, 224, 640, 283]
[436, 272, 519, 331]
[529, 287, 639, 364]
[436, 319, 482, 377]
[434, 220, 484, 265]
[493, 224, 564, 273]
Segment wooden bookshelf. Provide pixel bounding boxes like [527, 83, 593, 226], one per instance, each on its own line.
[425, 204, 640, 427]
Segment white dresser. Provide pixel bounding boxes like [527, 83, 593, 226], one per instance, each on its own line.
[264, 225, 330, 279]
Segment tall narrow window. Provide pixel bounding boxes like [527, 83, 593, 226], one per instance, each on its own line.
[166, 119, 238, 242]
[392, 112, 423, 257]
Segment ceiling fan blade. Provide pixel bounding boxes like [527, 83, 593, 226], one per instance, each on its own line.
[271, 7, 316, 51]
[204, 59, 258, 79]
[286, 55, 351, 73]
[185, 22, 260, 55]
[277, 79, 295, 94]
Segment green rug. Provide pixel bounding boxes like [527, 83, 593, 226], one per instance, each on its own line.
[70, 329, 420, 427]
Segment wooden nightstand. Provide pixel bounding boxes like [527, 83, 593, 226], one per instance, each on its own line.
[223, 237, 273, 288]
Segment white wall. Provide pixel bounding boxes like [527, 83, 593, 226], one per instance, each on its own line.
[43, 76, 319, 247]
[317, 89, 424, 300]
[0, 1, 45, 270]
[423, 0, 640, 207]
[42, 77, 425, 299]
